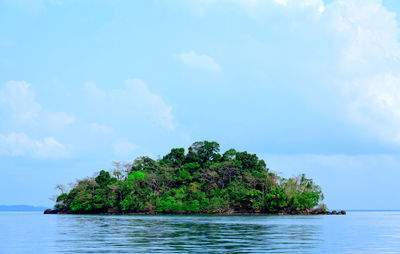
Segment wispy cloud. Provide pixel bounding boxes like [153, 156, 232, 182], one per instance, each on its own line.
[47, 112, 75, 128]
[0, 81, 74, 158]
[324, 0, 400, 144]
[0, 132, 68, 158]
[0, 81, 75, 128]
[84, 79, 177, 130]
[112, 138, 136, 158]
[172, 0, 324, 17]
[90, 123, 114, 134]
[178, 51, 221, 72]
[0, 81, 42, 124]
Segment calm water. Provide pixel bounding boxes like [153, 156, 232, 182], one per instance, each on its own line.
[1, 212, 400, 253]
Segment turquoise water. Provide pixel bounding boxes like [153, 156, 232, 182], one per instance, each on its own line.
[1, 212, 400, 253]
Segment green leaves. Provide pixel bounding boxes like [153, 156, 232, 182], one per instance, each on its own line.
[128, 171, 147, 181]
[282, 174, 323, 210]
[95, 170, 111, 188]
[176, 168, 192, 184]
[163, 148, 185, 167]
[54, 141, 325, 214]
[265, 186, 288, 212]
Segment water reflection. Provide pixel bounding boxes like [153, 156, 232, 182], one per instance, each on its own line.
[3, 212, 400, 253]
[55, 215, 322, 253]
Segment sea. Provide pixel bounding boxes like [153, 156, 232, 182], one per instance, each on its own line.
[1, 211, 400, 253]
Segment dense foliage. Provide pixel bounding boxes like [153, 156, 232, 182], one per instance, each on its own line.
[54, 141, 324, 214]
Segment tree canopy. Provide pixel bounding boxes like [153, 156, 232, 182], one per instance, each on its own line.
[54, 141, 325, 214]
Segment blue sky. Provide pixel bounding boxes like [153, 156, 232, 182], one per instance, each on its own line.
[1, 0, 400, 209]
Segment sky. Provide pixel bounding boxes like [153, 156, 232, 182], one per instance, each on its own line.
[1, 0, 400, 210]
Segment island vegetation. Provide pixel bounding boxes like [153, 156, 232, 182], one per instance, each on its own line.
[48, 141, 343, 215]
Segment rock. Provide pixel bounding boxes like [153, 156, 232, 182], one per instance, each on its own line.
[43, 209, 54, 214]
[311, 207, 328, 215]
[107, 208, 119, 214]
[340, 210, 346, 215]
[44, 208, 61, 214]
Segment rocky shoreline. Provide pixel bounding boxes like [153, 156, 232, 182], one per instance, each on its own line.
[44, 208, 346, 215]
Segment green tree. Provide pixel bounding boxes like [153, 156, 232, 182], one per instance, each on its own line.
[95, 170, 111, 188]
[163, 148, 185, 167]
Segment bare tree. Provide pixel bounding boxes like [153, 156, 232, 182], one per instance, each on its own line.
[111, 161, 132, 179]
[55, 184, 66, 194]
[122, 162, 132, 174]
[112, 170, 122, 181]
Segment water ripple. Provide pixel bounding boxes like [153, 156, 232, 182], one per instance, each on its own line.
[1, 212, 400, 253]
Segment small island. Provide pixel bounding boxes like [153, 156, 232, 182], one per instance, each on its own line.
[45, 141, 345, 215]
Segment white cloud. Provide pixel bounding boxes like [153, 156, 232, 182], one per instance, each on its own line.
[47, 112, 75, 127]
[248, 0, 323, 8]
[84, 81, 106, 99]
[320, 0, 400, 144]
[90, 123, 114, 134]
[0, 81, 75, 158]
[124, 79, 175, 129]
[178, 51, 221, 72]
[224, 0, 325, 18]
[0, 132, 68, 158]
[1, 0, 46, 12]
[273, 0, 287, 6]
[344, 74, 400, 143]
[0, 81, 42, 124]
[112, 139, 136, 158]
[225, 0, 400, 145]
[175, 0, 325, 17]
[326, 0, 400, 66]
[169, 0, 217, 16]
[176, 0, 324, 10]
[0, 81, 75, 128]
[164, 0, 400, 145]
[224, 0, 400, 145]
[84, 79, 177, 130]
